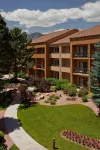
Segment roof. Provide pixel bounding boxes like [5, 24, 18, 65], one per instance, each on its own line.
[70, 25, 100, 39]
[51, 30, 81, 45]
[31, 29, 71, 44]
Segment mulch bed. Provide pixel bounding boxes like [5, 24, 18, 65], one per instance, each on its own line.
[61, 130, 100, 150]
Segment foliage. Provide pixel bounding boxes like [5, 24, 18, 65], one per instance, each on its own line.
[50, 86, 56, 92]
[13, 72, 27, 79]
[68, 86, 77, 97]
[46, 94, 59, 105]
[0, 91, 12, 110]
[90, 42, 100, 101]
[82, 95, 88, 102]
[27, 78, 51, 92]
[10, 27, 34, 81]
[50, 100, 56, 105]
[78, 88, 88, 97]
[62, 83, 76, 94]
[87, 93, 93, 99]
[46, 78, 58, 85]
[0, 131, 4, 142]
[56, 79, 69, 90]
[0, 144, 7, 150]
[0, 14, 12, 74]
[18, 104, 100, 150]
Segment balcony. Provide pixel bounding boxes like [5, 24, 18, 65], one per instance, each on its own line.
[73, 52, 88, 58]
[73, 68, 88, 74]
[61, 53, 70, 58]
[32, 54, 45, 58]
[33, 64, 45, 70]
[61, 67, 70, 73]
[49, 65, 60, 71]
[49, 53, 59, 58]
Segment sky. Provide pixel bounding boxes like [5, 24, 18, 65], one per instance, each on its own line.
[0, 0, 100, 34]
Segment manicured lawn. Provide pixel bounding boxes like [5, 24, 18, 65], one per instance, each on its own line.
[18, 104, 100, 150]
[10, 144, 19, 150]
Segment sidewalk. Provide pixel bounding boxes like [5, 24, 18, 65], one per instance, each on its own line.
[4, 93, 47, 150]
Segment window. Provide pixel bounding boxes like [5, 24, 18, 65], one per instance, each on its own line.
[54, 72, 59, 78]
[54, 59, 59, 66]
[79, 46, 88, 55]
[54, 47, 59, 53]
[79, 77, 88, 87]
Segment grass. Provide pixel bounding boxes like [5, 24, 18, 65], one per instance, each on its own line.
[18, 104, 100, 150]
[10, 144, 19, 150]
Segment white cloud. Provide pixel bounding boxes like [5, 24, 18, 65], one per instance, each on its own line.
[0, 1, 100, 28]
[23, 29, 29, 33]
[43, 28, 64, 34]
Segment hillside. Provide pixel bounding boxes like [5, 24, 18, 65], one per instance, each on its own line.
[28, 32, 44, 40]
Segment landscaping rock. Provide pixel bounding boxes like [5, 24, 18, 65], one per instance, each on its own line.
[45, 93, 50, 96]
[39, 95, 44, 99]
[28, 87, 36, 92]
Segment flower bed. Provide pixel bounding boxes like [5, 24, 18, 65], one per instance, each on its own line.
[62, 130, 100, 149]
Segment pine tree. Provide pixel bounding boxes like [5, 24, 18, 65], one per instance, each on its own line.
[90, 42, 100, 116]
[10, 27, 34, 81]
[0, 14, 12, 74]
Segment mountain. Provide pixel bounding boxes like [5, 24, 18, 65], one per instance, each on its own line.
[28, 32, 44, 40]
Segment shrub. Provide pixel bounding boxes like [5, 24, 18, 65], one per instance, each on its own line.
[50, 86, 56, 92]
[0, 143, 7, 150]
[48, 94, 55, 101]
[0, 131, 4, 142]
[56, 79, 69, 90]
[68, 86, 77, 97]
[54, 96, 60, 100]
[46, 78, 58, 86]
[56, 84, 61, 90]
[44, 100, 49, 103]
[87, 93, 93, 99]
[78, 88, 88, 97]
[61, 84, 67, 91]
[13, 72, 27, 79]
[50, 100, 56, 105]
[62, 83, 76, 94]
[82, 95, 88, 102]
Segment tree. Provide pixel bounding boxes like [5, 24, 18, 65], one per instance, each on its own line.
[10, 27, 34, 81]
[90, 42, 100, 116]
[0, 14, 12, 74]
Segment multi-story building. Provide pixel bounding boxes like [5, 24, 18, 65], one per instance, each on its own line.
[30, 29, 78, 78]
[29, 25, 100, 89]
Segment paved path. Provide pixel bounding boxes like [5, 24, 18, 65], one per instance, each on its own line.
[4, 94, 47, 150]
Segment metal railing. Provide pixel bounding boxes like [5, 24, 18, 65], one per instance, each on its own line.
[74, 68, 88, 74]
[73, 52, 88, 58]
[34, 64, 45, 69]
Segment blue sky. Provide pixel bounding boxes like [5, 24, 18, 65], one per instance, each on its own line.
[0, 0, 100, 34]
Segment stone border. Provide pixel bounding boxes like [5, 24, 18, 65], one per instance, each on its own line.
[61, 130, 100, 150]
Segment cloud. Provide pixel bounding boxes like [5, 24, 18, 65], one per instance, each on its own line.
[43, 28, 64, 34]
[0, 1, 100, 28]
[23, 29, 29, 33]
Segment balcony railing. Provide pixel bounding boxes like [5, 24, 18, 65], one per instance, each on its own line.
[74, 68, 88, 74]
[34, 64, 45, 69]
[73, 52, 88, 58]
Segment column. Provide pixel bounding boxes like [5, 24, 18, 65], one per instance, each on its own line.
[70, 44, 73, 83]
[59, 45, 62, 79]
[88, 43, 91, 92]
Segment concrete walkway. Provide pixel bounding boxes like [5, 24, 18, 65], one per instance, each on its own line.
[4, 94, 47, 150]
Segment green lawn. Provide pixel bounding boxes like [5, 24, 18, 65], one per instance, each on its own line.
[10, 144, 19, 150]
[18, 104, 100, 150]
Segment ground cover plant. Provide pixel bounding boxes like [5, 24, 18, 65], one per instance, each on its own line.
[18, 104, 100, 150]
[45, 94, 60, 105]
